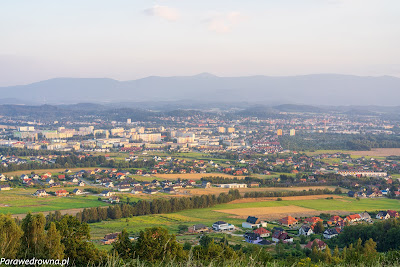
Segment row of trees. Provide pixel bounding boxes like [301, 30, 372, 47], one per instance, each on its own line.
[70, 190, 242, 224]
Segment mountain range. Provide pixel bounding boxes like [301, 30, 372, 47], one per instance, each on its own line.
[1, 73, 399, 106]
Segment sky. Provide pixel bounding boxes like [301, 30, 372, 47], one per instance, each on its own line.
[1, 0, 399, 86]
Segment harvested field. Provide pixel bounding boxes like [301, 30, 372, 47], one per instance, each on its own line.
[347, 148, 400, 157]
[12, 208, 85, 219]
[186, 186, 340, 196]
[228, 194, 343, 204]
[214, 205, 350, 221]
[152, 173, 246, 180]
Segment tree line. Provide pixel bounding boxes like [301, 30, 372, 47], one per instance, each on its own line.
[329, 218, 400, 252]
[54, 190, 242, 224]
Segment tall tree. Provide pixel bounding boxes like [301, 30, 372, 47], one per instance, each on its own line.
[0, 214, 23, 258]
[112, 229, 134, 259]
[134, 227, 186, 262]
[45, 222, 64, 259]
[20, 213, 47, 258]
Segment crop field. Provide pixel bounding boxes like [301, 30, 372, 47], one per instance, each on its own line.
[228, 194, 343, 204]
[0, 187, 109, 215]
[152, 173, 246, 180]
[185, 186, 342, 196]
[347, 148, 400, 157]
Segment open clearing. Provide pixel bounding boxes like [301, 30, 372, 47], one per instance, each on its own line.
[151, 173, 246, 180]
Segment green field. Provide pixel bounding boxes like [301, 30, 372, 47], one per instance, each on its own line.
[0, 187, 110, 215]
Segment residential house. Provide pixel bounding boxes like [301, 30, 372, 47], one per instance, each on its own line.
[212, 221, 235, 231]
[45, 178, 54, 185]
[244, 232, 263, 244]
[163, 187, 176, 194]
[104, 182, 114, 188]
[305, 239, 327, 250]
[272, 231, 293, 243]
[100, 190, 114, 197]
[144, 189, 158, 195]
[131, 186, 143, 194]
[72, 188, 84, 195]
[387, 210, 399, 218]
[328, 215, 343, 226]
[78, 181, 85, 187]
[299, 225, 314, 236]
[109, 196, 120, 203]
[323, 228, 341, 239]
[34, 189, 49, 197]
[0, 174, 7, 181]
[242, 216, 267, 229]
[253, 227, 271, 237]
[304, 217, 323, 225]
[55, 189, 69, 197]
[0, 184, 11, 191]
[345, 214, 361, 223]
[376, 211, 390, 220]
[101, 233, 120, 245]
[358, 212, 372, 222]
[279, 216, 298, 227]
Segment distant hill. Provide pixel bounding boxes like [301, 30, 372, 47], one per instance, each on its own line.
[1, 74, 399, 105]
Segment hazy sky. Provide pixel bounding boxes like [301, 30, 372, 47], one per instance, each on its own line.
[1, 0, 399, 86]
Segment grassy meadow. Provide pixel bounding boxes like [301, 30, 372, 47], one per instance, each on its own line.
[0, 187, 110, 215]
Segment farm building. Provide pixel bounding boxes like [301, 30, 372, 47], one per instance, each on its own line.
[188, 224, 209, 233]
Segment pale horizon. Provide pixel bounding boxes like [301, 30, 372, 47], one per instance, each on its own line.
[1, 0, 399, 86]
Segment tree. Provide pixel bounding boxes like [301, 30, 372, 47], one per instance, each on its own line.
[275, 241, 285, 257]
[112, 229, 134, 259]
[45, 222, 64, 259]
[134, 227, 186, 262]
[20, 213, 47, 258]
[310, 245, 320, 262]
[199, 235, 213, 247]
[314, 221, 325, 234]
[56, 215, 105, 265]
[363, 238, 378, 262]
[0, 214, 23, 258]
[323, 246, 332, 263]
